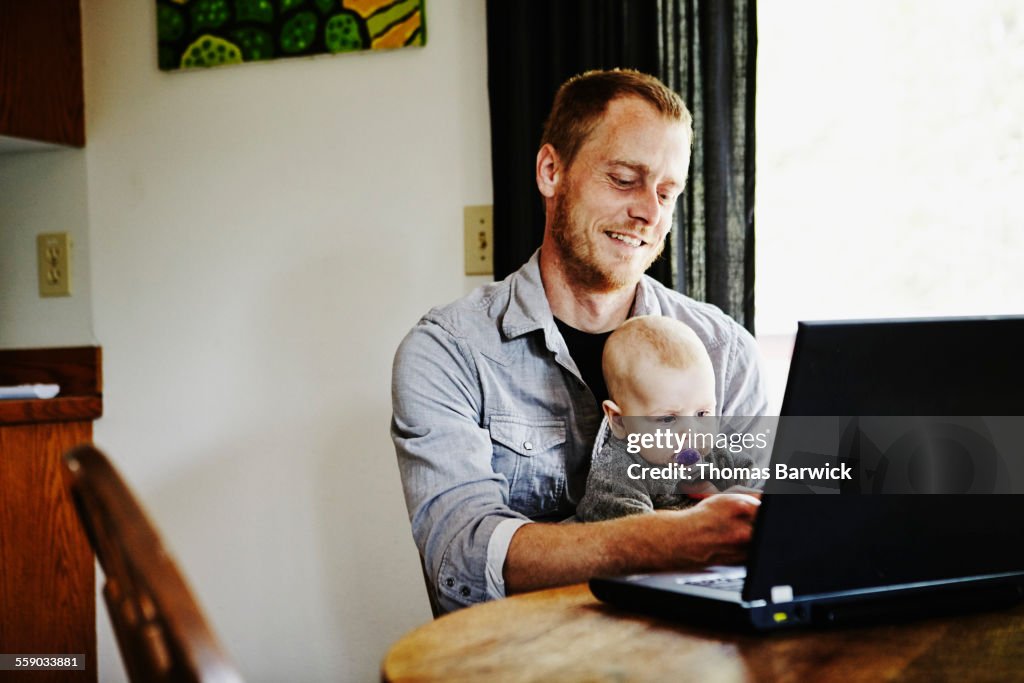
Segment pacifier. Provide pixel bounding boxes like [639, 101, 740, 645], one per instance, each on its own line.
[675, 447, 701, 466]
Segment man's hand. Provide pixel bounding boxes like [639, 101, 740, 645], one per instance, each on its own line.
[659, 492, 761, 567]
[504, 492, 761, 594]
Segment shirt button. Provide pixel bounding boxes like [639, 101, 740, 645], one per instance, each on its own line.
[445, 577, 455, 588]
[523, 441, 533, 451]
[460, 586, 471, 598]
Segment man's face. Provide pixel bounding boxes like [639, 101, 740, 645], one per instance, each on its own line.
[549, 97, 691, 292]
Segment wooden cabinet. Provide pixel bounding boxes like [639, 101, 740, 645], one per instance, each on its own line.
[0, 347, 100, 682]
[0, 0, 85, 148]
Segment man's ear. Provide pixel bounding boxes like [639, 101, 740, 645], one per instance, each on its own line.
[602, 399, 627, 439]
[536, 143, 563, 199]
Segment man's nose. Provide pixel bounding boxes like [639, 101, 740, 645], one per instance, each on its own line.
[627, 186, 661, 226]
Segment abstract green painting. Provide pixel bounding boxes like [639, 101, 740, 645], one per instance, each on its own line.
[156, 0, 426, 71]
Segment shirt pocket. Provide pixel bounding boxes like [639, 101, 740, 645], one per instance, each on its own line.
[489, 415, 567, 518]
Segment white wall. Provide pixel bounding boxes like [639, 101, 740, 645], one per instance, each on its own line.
[0, 149, 94, 347]
[3, 0, 493, 680]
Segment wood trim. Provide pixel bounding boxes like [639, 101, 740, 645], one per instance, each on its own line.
[0, 396, 103, 426]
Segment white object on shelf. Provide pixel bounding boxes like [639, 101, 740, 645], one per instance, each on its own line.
[0, 384, 61, 400]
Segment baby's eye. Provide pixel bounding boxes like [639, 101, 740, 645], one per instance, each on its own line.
[695, 410, 711, 418]
[655, 415, 677, 424]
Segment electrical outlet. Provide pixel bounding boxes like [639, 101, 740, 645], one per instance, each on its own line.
[37, 232, 72, 297]
[464, 205, 493, 275]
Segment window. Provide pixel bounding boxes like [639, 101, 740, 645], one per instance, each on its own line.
[756, 1, 1024, 410]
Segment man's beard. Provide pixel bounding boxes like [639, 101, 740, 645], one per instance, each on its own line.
[550, 184, 666, 293]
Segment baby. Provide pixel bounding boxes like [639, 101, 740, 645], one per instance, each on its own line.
[576, 315, 755, 522]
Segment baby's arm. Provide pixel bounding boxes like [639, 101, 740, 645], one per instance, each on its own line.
[578, 440, 663, 522]
[577, 470, 656, 521]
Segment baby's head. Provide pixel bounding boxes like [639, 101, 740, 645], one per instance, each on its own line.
[602, 316, 716, 464]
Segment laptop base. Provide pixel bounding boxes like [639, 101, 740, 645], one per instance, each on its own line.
[590, 572, 1024, 632]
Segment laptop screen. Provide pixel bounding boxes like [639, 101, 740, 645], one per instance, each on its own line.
[780, 317, 1024, 416]
[745, 317, 1024, 601]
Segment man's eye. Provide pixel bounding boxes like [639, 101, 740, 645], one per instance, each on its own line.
[610, 175, 636, 187]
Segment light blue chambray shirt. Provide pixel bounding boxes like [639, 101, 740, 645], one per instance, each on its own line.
[391, 250, 767, 613]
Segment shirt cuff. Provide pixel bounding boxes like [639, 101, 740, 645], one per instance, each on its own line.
[484, 517, 533, 600]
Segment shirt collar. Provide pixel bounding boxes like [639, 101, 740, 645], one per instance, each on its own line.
[502, 248, 665, 338]
[631, 274, 663, 317]
[501, 250, 551, 339]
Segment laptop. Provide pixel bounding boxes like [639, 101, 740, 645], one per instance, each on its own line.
[589, 316, 1024, 629]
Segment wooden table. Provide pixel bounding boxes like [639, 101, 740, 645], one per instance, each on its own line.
[382, 583, 1024, 682]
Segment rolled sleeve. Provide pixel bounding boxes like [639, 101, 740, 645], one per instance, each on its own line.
[391, 321, 530, 613]
[485, 517, 532, 600]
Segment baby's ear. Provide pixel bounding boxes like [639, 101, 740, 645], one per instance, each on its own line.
[602, 399, 627, 439]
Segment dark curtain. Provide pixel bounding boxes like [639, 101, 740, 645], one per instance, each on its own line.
[661, 0, 758, 331]
[485, 0, 757, 332]
[485, 0, 667, 286]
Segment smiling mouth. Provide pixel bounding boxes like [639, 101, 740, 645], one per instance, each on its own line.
[606, 231, 646, 248]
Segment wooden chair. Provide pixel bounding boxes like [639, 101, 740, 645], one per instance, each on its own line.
[63, 444, 245, 683]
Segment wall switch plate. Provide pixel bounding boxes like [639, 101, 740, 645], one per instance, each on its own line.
[37, 232, 72, 297]
[464, 205, 493, 275]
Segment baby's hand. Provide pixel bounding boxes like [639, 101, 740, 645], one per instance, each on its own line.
[677, 482, 762, 501]
[676, 480, 720, 498]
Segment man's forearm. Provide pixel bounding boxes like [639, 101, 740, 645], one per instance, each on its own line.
[504, 515, 666, 594]
[503, 495, 759, 595]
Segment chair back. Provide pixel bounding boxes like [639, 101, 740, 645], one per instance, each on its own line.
[64, 444, 244, 683]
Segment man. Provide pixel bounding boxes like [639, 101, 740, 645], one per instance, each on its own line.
[392, 69, 767, 614]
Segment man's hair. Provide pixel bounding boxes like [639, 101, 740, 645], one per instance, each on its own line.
[541, 69, 693, 169]
[603, 315, 710, 402]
